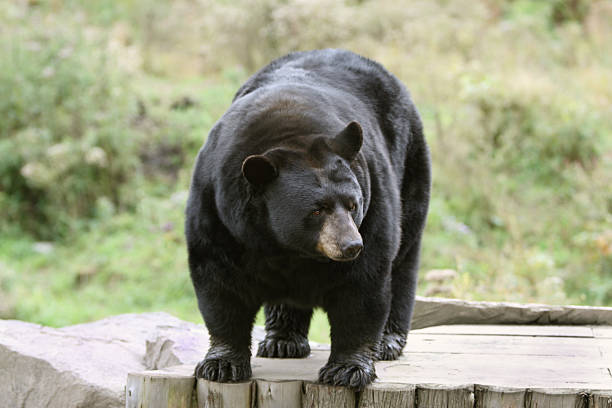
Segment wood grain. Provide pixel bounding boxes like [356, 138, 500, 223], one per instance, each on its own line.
[255, 380, 302, 408]
[526, 388, 589, 408]
[358, 383, 415, 407]
[197, 379, 253, 408]
[474, 385, 525, 408]
[416, 384, 474, 408]
[591, 392, 612, 408]
[301, 382, 355, 408]
[126, 370, 195, 408]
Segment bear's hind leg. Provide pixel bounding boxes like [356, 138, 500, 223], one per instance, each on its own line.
[257, 304, 312, 358]
[378, 240, 421, 361]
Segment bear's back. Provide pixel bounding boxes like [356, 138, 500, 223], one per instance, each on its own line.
[233, 49, 404, 108]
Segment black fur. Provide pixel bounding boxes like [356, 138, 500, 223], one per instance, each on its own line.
[185, 49, 431, 390]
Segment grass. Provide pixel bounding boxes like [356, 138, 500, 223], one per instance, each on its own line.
[1, 0, 611, 344]
[0, 183, 334, 342]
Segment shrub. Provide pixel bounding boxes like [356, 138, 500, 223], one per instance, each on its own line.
[0, 9, 140, 238]
[457, 74, 603, 183]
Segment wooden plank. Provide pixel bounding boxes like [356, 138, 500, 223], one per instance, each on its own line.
[413, 325, 595, 337]
[526, 389, 589, 408]
[253, 343, 612, 390]
[591, 392, 612, 407]
[196, 379, 253, 408]
[378, 353, 612, 389]
[416, 384, 474, 408]
[126, 324, 612, 407]
[126, 370, 195, 408]
[407, 333, 602, 358]
[474, 385, 525, 408]
[256, 380, 302, 408]
[301, 382, 355, 408]
[252, 354, 324, 382]
[358, 383, 415, 407]
[594, 327, 612, 339]
[412, 297, 612, 329]
[253, 349, 609, 389]
[597, 338, 612, 367]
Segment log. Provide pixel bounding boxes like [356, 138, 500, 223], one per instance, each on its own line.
[591, 392, 612, 408]
[358, 383, 415, 407]
[474, 385, 526, 408]
[255, 380, 302, 408]
[301, 382, 355, 408]
[412, 296, 612, 329]
[196, 379, 253, 408]
[126, 369, 195, 408]
[525, 388, 589, 408]
[415, 384, 474, 408]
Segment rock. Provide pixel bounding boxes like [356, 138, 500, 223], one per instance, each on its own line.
[145, 324, 267, 370]
[0, 312, 206, 408]
[424, 269, 458, 282]
[0, 312, 292, 407]
[144, 324, 328, 370]
[424, 285, 454, 297]
[1, 320, 128, 407]
[32, 241, 54, 254]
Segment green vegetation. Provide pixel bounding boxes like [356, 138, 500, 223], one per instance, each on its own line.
[1, 0, 611, 343]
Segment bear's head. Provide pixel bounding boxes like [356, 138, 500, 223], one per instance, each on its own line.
[242, 122, 364, 262]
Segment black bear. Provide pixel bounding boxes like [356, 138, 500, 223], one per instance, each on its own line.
[185, 49, 430, 389]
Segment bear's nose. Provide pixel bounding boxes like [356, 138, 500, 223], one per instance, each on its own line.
[341, 240, 363, 259]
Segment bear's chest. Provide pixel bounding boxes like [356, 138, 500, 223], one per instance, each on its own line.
[244, 254, 346, 307]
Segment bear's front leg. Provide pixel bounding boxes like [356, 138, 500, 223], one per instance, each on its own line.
[257, 304, 312, 358]
[193, 283, 258, 382]
[319, 281, 390, 390]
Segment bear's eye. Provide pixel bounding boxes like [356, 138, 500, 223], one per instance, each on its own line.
[312, 209, 322, 216]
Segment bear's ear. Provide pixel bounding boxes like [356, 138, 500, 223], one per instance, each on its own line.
[332, 121, 363, 161]
[242, 154, 278, 186]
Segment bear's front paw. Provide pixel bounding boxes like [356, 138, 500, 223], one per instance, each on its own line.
[256, 332, 310, 358]
[194, 353, 251, 382]
[318, 356, 376, 390]
[377, 332, 406, 361]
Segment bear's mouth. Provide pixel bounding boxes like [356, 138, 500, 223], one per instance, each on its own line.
[295, 250, 333, 263]
[325, 252, 362, 262]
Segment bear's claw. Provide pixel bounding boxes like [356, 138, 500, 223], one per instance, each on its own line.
[256, 333, 310, 358]
[194, 356, 251, 382]
[318, 357, 376, 390]
[377, 332, 406, 361]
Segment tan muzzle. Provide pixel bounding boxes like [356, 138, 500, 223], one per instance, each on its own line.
[316, 210, 363, 261]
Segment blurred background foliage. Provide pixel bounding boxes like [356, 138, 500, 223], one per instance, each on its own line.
[0, 0, 611, 341]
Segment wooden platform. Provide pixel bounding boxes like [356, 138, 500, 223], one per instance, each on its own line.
[126, 325, 612, 407]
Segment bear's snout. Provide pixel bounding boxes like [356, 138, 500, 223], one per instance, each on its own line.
[316, 210, 363, 262]
[341, 239, 363, 260]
